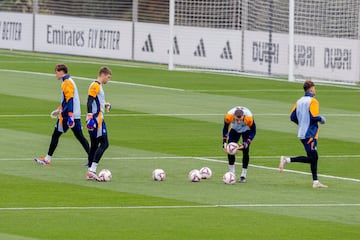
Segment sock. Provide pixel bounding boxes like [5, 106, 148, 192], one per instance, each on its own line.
[286, 157, 291, 163]
[89, 162, 98, 173]
[241, 168, 247, 178]
[45, 155, 52, 162]
[313, 180, 319, 184]
[228, 165, 235, 174]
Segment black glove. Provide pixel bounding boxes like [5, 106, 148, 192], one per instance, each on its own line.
[222, 136, 227, 149]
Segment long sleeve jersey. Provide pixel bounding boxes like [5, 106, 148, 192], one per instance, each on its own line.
[290, 93, 323, 140]
[60, 74, 81, 119]
[222, 106, 256, 141]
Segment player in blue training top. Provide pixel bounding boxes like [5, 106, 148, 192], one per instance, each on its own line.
[86, 66, 112, 181]
[279, 80, 327, 188]
[34, 64, 89, 165]
[222, 106, 256, 183]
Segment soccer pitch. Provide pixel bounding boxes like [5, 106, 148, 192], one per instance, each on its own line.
[0, 50, 359, 239]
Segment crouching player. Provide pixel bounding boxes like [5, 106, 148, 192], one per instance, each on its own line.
[222, 106, 256, 183]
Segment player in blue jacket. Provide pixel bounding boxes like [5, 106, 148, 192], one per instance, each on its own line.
[279, 80, 327, 188]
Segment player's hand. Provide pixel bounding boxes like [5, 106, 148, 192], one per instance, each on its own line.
[319, 116, 326, 124]
[86, 113, 96, 131]
[222, 142, 227, 153]
[50, 109, 61, 119]
[67, 112, 75, 128]
[105, 102, 112, 112]
[241, 139, 252, 149]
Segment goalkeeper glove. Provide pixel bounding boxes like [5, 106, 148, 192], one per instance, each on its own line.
[105, 102, 112, 112]
[222, 136, 227, 149]
[50, 109, 61, 119]
[67, 112, 75, 128]
[86, 113, 96, 131]
[50, 106, 62, 119]
[242, 139, 252, 149]
[319, 116, 326, 124]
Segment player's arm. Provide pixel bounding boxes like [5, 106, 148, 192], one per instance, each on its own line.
[222, 114, 234, 149]
[61, 80, 74, 113]
[86, 82, 100, 130]
[61, 80, 75, 127]
[290, 103, 298, 124]
[310, 98, 326, 124]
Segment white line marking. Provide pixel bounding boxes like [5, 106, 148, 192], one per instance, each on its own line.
[0, 69, 184, 91]
[1, 113, 360, 118]
[0, 52, 168, 70]
[1, 156, 359, 182]
[194, 157, 360, 183]
[1, 203, 359, 211]
[192, 89, 360, 92]
[2, 53, 360, 89]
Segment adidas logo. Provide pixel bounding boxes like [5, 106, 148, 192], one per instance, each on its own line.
[167, 36, 180, 55]
[173, 36, 180, 55]
[194, 38, 206, 57]
[220, 41, 232, 59]
[142, 34, 153, 52]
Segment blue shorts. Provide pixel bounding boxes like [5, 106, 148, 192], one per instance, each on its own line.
[301, 138, 318, 153]
[228, 128, 250, 143]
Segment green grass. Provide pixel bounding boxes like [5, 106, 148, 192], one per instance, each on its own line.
[0, 49, 359, 240]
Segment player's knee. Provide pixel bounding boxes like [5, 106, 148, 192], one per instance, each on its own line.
[100, 138, 109, 150]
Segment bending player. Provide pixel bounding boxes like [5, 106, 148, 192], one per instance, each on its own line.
[222, 106, 256, 183]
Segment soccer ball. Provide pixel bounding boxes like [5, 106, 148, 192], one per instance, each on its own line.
[199, 167, 212, 179]
[223, 171, 236, 185]
[226, 142, 239, 155]
[152, 168, 166, 181]
[98, 169, 112, 182]
[188, 169, 202, 182]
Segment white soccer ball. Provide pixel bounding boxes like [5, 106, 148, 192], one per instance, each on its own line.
[98, 169, 112, 182]
[226, 142, 239, 155]
[188, 169, 202, 182]
[199, 167, 212, 179]
[223, 171, 236, 185]
[152, 168, 166, 181]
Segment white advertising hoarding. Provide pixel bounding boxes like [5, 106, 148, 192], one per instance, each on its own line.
[0, 12, 33, 51]
[134, 22, 169, 64]
[243, 31, 288, 75]
[293, 35, 359, 83]
[34, 15, 132, 60]
[173, 26, 242, 70]
[243, 30, 360, 83]
[134, 22, 242, 70]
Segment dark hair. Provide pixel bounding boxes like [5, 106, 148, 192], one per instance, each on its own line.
[99, 66, 112, 76]
[234, 109, 244, 118]
[303, 80, 315, 92]
[55, 64, 68, 73]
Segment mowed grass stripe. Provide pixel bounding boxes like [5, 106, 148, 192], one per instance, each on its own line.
[0, 71, 359, 144]
[1, 155, 360, 183]
[1, 203, 360, 211]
